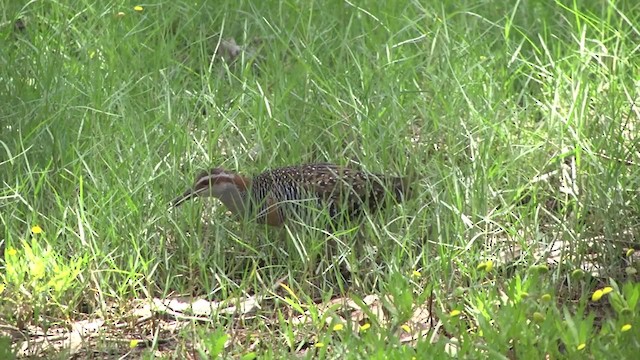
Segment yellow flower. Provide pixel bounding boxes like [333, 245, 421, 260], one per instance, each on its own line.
[591, 289, 604, 301]
[577, 343, 586, 350]
[134, 5, 143, 12]
[540, 294, 552, 302]
[332, 323, 344, 331]
[401, 324, 411, 333]
[477, 260, 494, 272]
[31, 225, 43, 234]
[484, 260, 494, 272]
[314, 342, 325, 348]
[449, 309, 461, 317]
[6, 248, 17, 256]
[0, 283, 5, 294]
[626, 248, 635, 257]
[601, 287, 613, 295]
[359, 323, 371, 331]
[621, 324, 632, 332]
[412, 270, 421, 278]
[129, 339, 139, 348]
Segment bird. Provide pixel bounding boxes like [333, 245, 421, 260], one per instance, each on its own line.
[171, 163, 411, 227]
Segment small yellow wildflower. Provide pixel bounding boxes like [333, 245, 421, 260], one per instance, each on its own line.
[412, 270, 421, 278]
[477, 260, 495, 272]
[591, 289, 604, 302]
[332, 323, 344, 331]
[484, 260, 494, 272]
[129, 339, 139, 348]
[621, 324, 632, 332]
[314, 342, 325, 348]
[0, 283, 5, 294]
[626, 248, 635, 257]
[359, 323, 371, 331]
[401, 324, 411, 333]
[7, 248, 17, 256]
[577, 343, 586, 350]
[134, 5, 143, 12]
[601, 287, 613, 295]
[31, 225, 43, 234]
[450, 309, 461, 317]
[540, 294, 552, 302]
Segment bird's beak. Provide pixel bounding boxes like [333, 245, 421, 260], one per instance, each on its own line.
[171, 188, 197, 207]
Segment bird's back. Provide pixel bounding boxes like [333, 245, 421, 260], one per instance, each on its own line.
[249, 163, 410, 226]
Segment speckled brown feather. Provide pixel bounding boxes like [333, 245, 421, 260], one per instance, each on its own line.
[249, 164, 410, 224]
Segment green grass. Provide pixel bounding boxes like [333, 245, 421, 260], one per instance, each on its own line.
[1, 0, 639, 358]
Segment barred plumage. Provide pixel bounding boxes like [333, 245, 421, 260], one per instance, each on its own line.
[172, 163, 411, 227]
